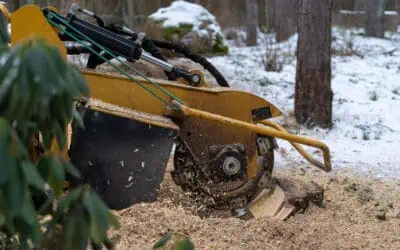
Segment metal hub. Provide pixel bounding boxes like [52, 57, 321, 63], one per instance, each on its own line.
[171, 136, 275, 210]
[222, 157, 241, 176]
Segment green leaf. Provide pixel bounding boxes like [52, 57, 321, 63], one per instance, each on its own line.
[76, 212, 90, 250]
[153, 233, 172, 249]
[15, 215, 42, 248]
[17, 58, 33, 118]
[41, 129, 54, 151]
[56, 187, 83, 216]
[5, 165, 26, 216]
[90, 242, 102, 250]
[21, 161, 45, 191]
[49, 156, 66, 196]
[63, 93, 73, 123]
[61, 207, 79, 250]
[72, 106, 85, 129]
[50, 46, 68, 77]
[108, 210, 120, 229]
[0, 51, 18, 108]
[60, 204, 90, 250]
[37, 156, 51, 181]
[19, 195, 37, 226]
[91, 191, 119, 229]
[0, 140, 14, 185]
[51, 95, 67, 125]
[61, 157, 81, 179]
[53, 118, 67, 151]
[4, 74, 21, 120]
[82, 191, 103, 244]
[173, 238, 195, 250]
[68, 65, 89, 97]
[0, 214, 4, 227]
[0, 207, 5, 226]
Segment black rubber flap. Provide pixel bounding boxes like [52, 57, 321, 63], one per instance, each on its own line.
[69, 108, 176, 210]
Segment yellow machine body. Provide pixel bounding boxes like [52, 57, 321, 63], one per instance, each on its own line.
[6, 5, 285, 179]
[2, 4, 332, 219]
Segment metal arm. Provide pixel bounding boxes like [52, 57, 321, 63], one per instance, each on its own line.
[171, 100, 332, 173]
[59, 4, 201, 86]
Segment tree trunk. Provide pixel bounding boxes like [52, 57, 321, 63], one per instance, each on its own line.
[246, 0, 258, 46]
[275, 0, 298, 42]
[35, 0, 48, 7]
[365, 0, 385, 38]
[354, 0, 366, 10]
[258, 0, 266, 31]
[7, 0, 20, 11]
[266, 0, 275, 32]
[295, 0, 333, 128]
[124, 0, 135, 27]
[395, 0, 400, 11]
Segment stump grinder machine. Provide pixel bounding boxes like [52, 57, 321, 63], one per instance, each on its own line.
[1, 3, 332, 220]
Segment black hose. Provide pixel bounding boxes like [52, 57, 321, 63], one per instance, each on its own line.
[151, 39, 229, 87]
[63, 22, 228, 87]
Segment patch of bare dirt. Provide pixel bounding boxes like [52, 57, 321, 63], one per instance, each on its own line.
[109, 163, 400, 250]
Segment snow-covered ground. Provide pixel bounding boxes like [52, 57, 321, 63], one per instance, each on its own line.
[209, 27, 400, 180]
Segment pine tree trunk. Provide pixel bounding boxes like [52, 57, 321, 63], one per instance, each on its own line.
[366, 0, 385, 38]
[258, 0, 266, 31]
[36, 0, 48, 7]
[275, 0, 298, 42]
[246, 0, 258, 46]
[266, 0, 275, 32]
[7, 0, 20, 11]
[125, 0, 135, 27]
[354, 0, 366, 10]
[295, 0, 333, 128]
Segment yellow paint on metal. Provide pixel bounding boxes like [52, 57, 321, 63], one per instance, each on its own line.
[172, 100, 332, 172]
[82, 70, 282, 122]
[259, 120, 330, 171]
[86, 98, 180, 130]
[9, 5, 66, 57]
[82, 70, 282, 178]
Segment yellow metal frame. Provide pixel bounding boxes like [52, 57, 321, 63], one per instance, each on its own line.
[171, 101, 332, 172]
[1, 4, 332, 173]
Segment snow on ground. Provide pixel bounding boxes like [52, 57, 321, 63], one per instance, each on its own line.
[208, 27, 400, 180]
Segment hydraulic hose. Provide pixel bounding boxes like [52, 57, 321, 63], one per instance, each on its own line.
[151, 39, 229, 87]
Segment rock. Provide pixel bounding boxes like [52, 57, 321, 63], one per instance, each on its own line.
[145, 0, 228, 55]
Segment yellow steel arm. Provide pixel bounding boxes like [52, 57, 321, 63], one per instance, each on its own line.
[259, 120, 331, 171]
[171, 101, 332, 172]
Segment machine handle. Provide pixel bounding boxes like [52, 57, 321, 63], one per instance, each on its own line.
[171, 100, 332, 172]
[259, 120, 331, 172]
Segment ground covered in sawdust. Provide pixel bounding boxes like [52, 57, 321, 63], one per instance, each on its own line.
[109, 164, 400, 250]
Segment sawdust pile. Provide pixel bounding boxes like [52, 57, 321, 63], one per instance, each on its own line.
[109, 166, 400, 250]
